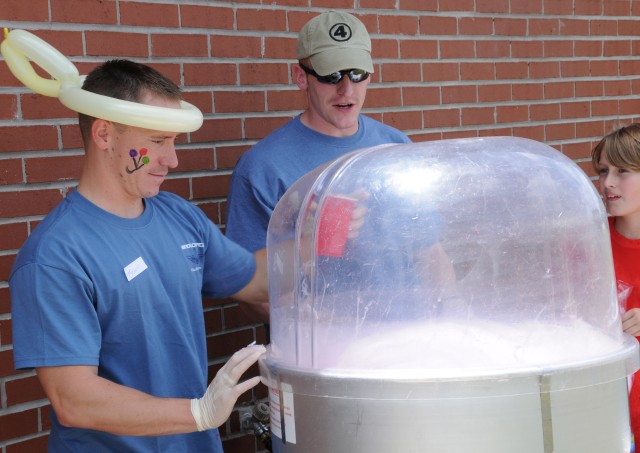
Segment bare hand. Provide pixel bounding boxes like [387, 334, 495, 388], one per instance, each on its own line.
[621, 308, 640, 337]
[346, 190, 369, 239]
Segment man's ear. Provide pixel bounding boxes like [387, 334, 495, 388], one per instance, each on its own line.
[91, 119, 113, 150]
[293, 64, 308, 90]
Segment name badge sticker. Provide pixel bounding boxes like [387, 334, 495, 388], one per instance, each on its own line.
[124, 257, 148, 282]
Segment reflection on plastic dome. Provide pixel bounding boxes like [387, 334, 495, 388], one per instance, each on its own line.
[266, 137, 624, 378]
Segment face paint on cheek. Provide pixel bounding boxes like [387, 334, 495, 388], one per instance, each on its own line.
[125, 148, 150, 174]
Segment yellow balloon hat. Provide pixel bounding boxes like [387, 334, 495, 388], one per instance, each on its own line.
[1, 29, 203, 133]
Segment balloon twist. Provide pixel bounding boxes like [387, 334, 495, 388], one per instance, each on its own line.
[1, 29, 203, 132]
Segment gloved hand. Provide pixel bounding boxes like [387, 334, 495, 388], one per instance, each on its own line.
[190, 344, 266, 431]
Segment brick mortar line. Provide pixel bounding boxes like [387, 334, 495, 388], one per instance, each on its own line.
[2, 20, 640, 37]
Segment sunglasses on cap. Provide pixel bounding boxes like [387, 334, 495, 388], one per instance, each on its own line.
[299, 63, 370, 85]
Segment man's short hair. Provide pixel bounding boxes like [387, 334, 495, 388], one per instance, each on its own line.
[78, 59, 182, 143]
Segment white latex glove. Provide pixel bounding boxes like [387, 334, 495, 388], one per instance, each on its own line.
[190, 344, 266, 431]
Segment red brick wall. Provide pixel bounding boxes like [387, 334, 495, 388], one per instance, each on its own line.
[1, 1, 640, 451]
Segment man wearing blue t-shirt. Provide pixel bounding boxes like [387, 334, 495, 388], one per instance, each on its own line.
[226, 11, 411, 322]
[9, 59, 268, 452]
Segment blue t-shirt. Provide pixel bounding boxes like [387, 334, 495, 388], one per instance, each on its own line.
[226, 114, 411, 252]
[10, 190, 256, 452]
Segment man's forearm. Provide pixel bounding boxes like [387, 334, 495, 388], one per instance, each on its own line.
[38, 366, 197, 436]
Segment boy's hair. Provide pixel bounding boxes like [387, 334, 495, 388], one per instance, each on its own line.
[78, 59, 183, 144]
[591, 123, 640, 172]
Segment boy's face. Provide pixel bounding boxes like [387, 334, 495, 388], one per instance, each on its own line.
[597, 153, 640, 219]
[295, 63, 369, 137]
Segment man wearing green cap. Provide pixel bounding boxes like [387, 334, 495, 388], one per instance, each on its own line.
[226, 11, 411, 321]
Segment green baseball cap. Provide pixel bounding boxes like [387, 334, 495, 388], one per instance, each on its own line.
[296, 11, 374, 76]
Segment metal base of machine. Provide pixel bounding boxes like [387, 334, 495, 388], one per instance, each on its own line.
[263, 348, 636, 453]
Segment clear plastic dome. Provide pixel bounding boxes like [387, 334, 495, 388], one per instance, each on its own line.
[266, 137, 634, 382]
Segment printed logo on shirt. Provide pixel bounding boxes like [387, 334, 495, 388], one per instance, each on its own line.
[181, 242, 204, 272]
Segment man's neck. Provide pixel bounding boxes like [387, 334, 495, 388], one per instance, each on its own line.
[77, 177, 145, 219]
[299, 110, 360, 138]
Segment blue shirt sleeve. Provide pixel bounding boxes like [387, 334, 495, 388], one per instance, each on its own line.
[11, 262, 101, 369]
[201, 221, 257, 298]
[226, 170, 273, 253]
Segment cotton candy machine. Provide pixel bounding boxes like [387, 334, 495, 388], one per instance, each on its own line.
[260, 137, 639, 453]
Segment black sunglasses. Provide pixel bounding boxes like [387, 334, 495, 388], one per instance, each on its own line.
[299, 63, 370, 85]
